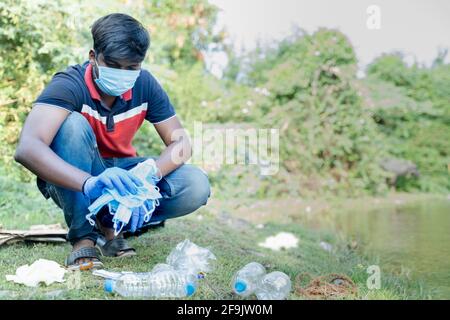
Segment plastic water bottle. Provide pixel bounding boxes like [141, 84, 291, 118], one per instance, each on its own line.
[166, 239, 216, 278]
[151, 263, 174, 273]
[232, 262, 266, 297]
[104, 271, 197, 298]
[255, 271, 291, 300]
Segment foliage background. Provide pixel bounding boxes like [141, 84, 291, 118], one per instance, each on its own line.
[0, 0, 448, 198]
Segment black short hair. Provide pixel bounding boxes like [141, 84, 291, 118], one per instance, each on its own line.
[91, 13, 150, 64]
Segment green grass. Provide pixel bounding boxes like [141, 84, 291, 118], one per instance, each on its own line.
[0, 176, 430, 300]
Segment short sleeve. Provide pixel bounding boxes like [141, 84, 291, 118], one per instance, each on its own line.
[144, 71, 176, 124]
[33, 72, 81, 112]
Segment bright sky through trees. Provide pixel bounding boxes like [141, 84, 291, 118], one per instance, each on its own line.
[208, 0, 450, 76]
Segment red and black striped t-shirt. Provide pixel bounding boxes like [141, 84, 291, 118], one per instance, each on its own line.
[34, 61, 176, 158]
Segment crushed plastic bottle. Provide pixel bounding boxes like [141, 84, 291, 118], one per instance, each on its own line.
[104, 270, 197, 298]
[232, 262, 266, 297]
[255, 271, 291, 300]
[151, 263, 174, 273]
[232, 263, 291, 300]
[166, 239, 216, 278]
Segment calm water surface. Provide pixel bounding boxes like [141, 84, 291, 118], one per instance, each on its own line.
[333, 199, 450, 298]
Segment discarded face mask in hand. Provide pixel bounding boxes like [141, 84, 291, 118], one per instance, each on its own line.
[6, 259, 67, 287]
[86, 159, 162, 236]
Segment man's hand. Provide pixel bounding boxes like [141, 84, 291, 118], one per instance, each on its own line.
[129, 199, 156, 233]
[83, 167, 143, 199]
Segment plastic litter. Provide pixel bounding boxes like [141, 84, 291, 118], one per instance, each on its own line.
[166, 239, 216, 278]
[92, 269, 132, 280]
[232, 262, 266, 297]
[104, 270, 197, 298]
[5, 259, 66, 287]
[101, 239, 215, 298]
[151, 263, 175, 273]
[86, 159, 162, 236]
[258, 232, 299, 251]
[232, 262, 291, 300]
[255, 271, 292, 300]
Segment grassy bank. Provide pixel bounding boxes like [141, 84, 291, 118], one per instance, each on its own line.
[0, 177, 431, 300]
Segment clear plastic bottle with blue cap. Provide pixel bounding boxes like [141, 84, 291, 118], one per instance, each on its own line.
[104, 270, 197, 298]
[232, 262, 266, 297]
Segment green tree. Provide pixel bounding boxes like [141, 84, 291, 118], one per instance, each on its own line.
[366, 53, 450, 192]
[221, 29, 390, 196]
[0, 0, 92, 179]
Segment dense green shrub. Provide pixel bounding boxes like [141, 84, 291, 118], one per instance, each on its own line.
[0, 0, 90, 180]
[220, 29, 390, 197]
[365, 54, 450, 193]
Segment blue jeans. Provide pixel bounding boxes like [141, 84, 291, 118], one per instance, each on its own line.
[37, 112, 211, 245]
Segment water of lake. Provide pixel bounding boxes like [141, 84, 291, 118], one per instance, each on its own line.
[334, 199, 450, 299]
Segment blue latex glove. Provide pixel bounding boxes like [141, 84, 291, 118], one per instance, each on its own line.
[128, 198, 157, 233]
[129, 206, 144, 234]
[82, 167, 144, 200]
[128, 164, 161, 233]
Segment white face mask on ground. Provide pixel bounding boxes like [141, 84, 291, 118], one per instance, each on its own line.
[6, 259, 67, 287]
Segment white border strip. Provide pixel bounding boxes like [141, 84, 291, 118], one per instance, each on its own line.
[152, 114, 177, 124]
[32, 103, 73, 113]
[81, 104, 107, 124]
[114, 102, 148, 123]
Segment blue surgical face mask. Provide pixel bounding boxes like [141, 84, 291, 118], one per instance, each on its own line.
[94, 59, 141, 97]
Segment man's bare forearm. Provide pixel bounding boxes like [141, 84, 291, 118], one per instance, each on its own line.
[14, 137, 91, 192]
[155, 139, 192, 177]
